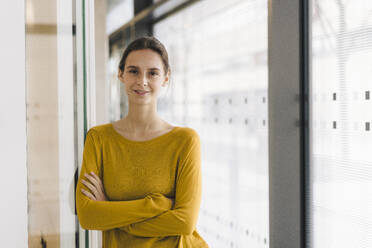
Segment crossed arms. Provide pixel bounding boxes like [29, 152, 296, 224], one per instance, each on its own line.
[75, 129, 202, 237]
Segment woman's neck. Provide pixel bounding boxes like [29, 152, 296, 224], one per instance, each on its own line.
[120, 112, 165, 134]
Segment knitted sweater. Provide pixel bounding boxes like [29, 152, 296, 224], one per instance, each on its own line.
[76, 123, 209, 248]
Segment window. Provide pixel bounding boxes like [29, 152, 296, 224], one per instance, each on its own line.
[154, 0, 269, 247]
[308, 1, 372, 246]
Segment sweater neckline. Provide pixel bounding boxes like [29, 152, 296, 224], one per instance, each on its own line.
[109, 123, 180, 145]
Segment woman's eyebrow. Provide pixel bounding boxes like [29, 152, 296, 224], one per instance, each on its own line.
[126, 65, 160, 71]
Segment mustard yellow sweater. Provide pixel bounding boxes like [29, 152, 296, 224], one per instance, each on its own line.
[76, 123, 209, 248]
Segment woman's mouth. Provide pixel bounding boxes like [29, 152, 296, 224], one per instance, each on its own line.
[134, 90, 149, 96]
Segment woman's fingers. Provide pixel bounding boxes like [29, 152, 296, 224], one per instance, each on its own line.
[81, 188, 96, 200]
[82, 172, 107, 201]
[84, 173, 102, 193]
[90, 172, 104, 192]
[87, 172, 107, 201]
[81, 178, 98, 195]
[84, 173, 99, 187]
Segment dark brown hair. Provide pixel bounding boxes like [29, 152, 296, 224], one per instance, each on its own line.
[118, 36, 170, 75]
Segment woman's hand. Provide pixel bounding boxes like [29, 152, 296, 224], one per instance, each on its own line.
[81, 172, 108, 201]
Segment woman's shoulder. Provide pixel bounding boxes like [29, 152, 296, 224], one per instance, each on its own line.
[174, 126, 200, 141]
[86, 123, 113, 138]
[176, 126, 198, 135]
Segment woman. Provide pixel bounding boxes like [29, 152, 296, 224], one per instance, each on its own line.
[76, 36, 209, 247]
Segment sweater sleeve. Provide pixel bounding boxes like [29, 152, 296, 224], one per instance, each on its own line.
[76, 128, 173, 231]
[120, 131, 203, 237]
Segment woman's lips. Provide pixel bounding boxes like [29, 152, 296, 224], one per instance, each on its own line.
[134, 90, 149, 96]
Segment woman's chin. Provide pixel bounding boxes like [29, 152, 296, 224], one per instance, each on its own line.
[128, 97, 157, 105]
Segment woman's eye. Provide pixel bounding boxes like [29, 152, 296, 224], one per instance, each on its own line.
[150, 71, 159, 76]
[129, 70, 138, 74]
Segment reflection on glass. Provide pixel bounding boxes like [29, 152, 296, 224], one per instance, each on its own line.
[26, 0, 78, 247]
[154, 0, 269, 247]
[309, 0, 372, 247]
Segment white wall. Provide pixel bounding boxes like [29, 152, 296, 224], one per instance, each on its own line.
[0, 0, 28, 247]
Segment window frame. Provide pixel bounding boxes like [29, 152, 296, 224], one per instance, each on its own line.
[268, 0, 310, 247]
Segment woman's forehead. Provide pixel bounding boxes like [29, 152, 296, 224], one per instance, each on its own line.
[126, 49, 163, 69]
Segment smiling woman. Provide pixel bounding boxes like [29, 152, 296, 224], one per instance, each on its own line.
[118, 47, 170, 105]
[75, 36, 209, 248]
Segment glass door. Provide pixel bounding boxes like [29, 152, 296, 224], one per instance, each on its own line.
[25, 0, 89, 247]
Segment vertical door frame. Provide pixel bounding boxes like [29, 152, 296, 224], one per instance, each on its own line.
[268, 0, 310, 247]
[76, 0, 98, 247]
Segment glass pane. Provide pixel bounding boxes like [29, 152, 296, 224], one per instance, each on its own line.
[26, 0, 81, 247]
[106, 0, 135, 122]
[154, 0, 269, 247]
[106, 0, 134, 34]
[308, 0, 372, 247]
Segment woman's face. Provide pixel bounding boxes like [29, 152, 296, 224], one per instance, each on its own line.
[118, 49, 169, 105]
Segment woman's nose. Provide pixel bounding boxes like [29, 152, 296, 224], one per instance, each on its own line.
[138, 74, 148, 86]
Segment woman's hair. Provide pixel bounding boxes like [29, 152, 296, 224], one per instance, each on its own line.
[118, 36, 170, 75]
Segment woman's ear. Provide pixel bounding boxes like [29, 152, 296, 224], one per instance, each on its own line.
[118, 69, 124, 82]
[162, 70, 170, 87]
[162, 77, 169, 87]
